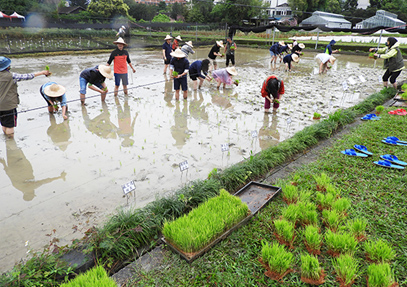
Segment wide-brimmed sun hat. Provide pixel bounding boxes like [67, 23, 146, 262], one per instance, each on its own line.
[278, 41, 285, 45]
[329, 56, 336, 64]
[299, 43, 305, 49]
[121, 26, 126, 29]
[287, 44, 293, 50]
[98, 64, 113, 79]
[113, 37, 127, 46]
[170, 48, 186, 58]
[175, 35, 182, 41]
[164, 35, 173, 40]
[44, 84, 66, 97]
[216, 40, 224, 47]
[226, 66, 237, 76]
[0, 56, 11, 71]
[185, 41, 193, 48]
[292, 54, 299, 63]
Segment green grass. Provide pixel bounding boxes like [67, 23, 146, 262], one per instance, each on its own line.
[367, 263, 396, 287]
[60, 265, 116, 287]
[365, 239, 396, 263]
[301, 254, 322, 280]
[261, 241, 294, 275]
[333, 254, 359, 285]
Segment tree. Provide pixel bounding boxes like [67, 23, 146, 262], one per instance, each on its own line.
[210, 0, 266, 25]
[0, 0, 36, 15]
[187, 0, 214, 23]
[170, 2, 185, 21]
[87, 0, 129, 19]
[158, 1, 167, 12]
[152, 13, 171, 22]
[343, 0, 358, 11]
[324, 0, 341, 13]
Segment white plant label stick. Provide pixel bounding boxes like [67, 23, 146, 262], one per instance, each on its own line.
[179, 160, 189, 172]
[378, 75, 382, 83]
[313, 105, 317, 112]
[251, 130, 258, 138]
[358, 75, 366, 83]
[122, 181, 136, 195]
[342, 81, 348, 91]
[287, 117, 292, 124]
[221, 143, 229, 152]
[348, 77, 356, 85]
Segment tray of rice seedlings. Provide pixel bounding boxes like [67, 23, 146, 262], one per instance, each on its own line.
[322, 209, 344, 232]
[297, 201, 318, 226]
[325, 230, 358, 257]
[300, 253, 326, 285]
[332, 197, 351, 217]
[233, 181, 281, 215]
[347, 218, 368, 242]
[367, 263, 399, 287]
[303, 225, 322, 255]
[281, 183, 299, 205]
[259, 241, 294, 281]
[161, 189, 250, 262]
[333, 254, 359, 287]
[364, 239, 396, 263]
[273, 219, 295, 249]
[313, 173, 331, 192]
[316, 192, 336, 211]
[60, 265, 116, 287]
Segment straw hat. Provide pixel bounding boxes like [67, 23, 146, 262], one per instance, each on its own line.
[164, 35, 173, 40]
[278, 41, 285, 45]
[299, 43, 305, 49]
[226, 66, 237, 76]
[185, 41, 193, 48]
[329, 56, 336, 64]
[0, 56, 11, 71]
[98, 64, 113, 79]
[175, 35, 182, 41]
[113, 37, 127, 46]
[121, 26, 126, 29]
[44, 84, 66, 97]
[170, 48, 186, 58]
[292, 54, 299, 63]
[216, 40, 224, 47]
[287, 44, 293, 50]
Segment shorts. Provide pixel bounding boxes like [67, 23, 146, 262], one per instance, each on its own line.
[174, 76, 188, 91]
[189, 68, 199, 80]
[270, 51, 276, 57]
[0, 108, 17, 128]
[210, 58, 217, 66]
[79, 77, 103, 94]
[164, 58, 171, 65]
[114, 73, 129, 86]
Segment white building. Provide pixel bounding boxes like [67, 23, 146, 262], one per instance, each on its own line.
[263, 0, 292, 19]
[300, 11, 352, 29]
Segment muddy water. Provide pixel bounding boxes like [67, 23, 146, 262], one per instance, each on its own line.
[0, 44, 386, 272]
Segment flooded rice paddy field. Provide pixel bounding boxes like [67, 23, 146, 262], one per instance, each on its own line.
[0, 45, 387, 272]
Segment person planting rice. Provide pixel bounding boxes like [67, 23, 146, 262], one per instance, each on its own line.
[162, 35, 173, 74]
[40, 82, 68, 120]
[170, 48, 190, 100]
[189, 59, 211, 90]
[180, 41, 195, 58]
[292, 43, 305, 57]
[208, 40, 224, 70]
[106, 37, 136, 97]
[278, 44, 292, 63]
[172, 35, 182, 51]
[79, 64, 113, 105]
[315, 53, 336, 74]
[369, 37, 405, 89]
[116, 26, 126, 38]
[261, 75, 285, 113]
[224, 37, 237, 67]
[325, 40, 339, 55]
[269, 41, 284, 64]
[212, 66, 238, 89]
[0, 56, 50, 136]
[283, 53, 299, 72]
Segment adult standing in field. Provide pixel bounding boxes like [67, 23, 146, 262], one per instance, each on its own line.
[325, 40, 338, 55]
[224, 37, 237, 67]
[261, 75, 285, 113]
[162, 35, 173, 74]
[181, 41, 195, 58]
[315, 53, 336, 74]
[116, 26, 126, 38]
[370, 37, 405, 89]
[172, 35, 182, 51]
[189, 59, 211, 90]
[79, 65, 113, 105]
[208, 40, 224, 70]
[170, 48, 190, 100]
[40, 82, 68, 120]
[283, 53, 299, 72]
[0, 56, 50, 136]
[106, 37, 136, 97]
[269, 41, 283, 64]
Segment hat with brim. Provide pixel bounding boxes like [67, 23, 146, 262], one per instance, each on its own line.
[216, 40, 224, 47]
[292, 54, 299, 63]
[287, 44, 293, 50]
[278, 41, 285, 45]
[299, 43, 305, 49]
[170, 48, 186, 58]
[329, 56, 336, 64]
[98, 64, 113, 79]
[175, 35, 182, 41]
[113, 37, 127, 46]
[164, 35, 173, 41]
[121, 26, 126, 29]
[226, 66, 237, 76]
[185, 41, 193, 48]
[44, 84, 66, 97]
[0, 56, 11, 71]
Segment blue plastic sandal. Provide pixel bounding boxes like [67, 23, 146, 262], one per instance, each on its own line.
[353, 145, 373, 156]
[341, 149, 368, 157]
[379, 155, 407, 166]
[361, 114, 380, 121]
[384, 136, 407, 144]
[381, 139, 407, 146]
[373, 160, 404, 169]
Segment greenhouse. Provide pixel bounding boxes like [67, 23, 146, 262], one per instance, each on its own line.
[355, 10, 406, 29]
[300, 11, 351, 29]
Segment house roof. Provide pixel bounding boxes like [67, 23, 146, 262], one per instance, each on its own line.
[58, 6, 85, 14]
[302, 14, 351, 25]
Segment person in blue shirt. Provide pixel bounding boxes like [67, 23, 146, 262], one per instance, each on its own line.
[278, 44, 292, 62]
[170, 48, 190, 100]
[162, 35, 173, 74]
[40, 82, 68, 120]
[189, 59, 211, 89]
[325, 39, 338, 55]
[283, 53, 299, 72]
[269, 41, 284, 64]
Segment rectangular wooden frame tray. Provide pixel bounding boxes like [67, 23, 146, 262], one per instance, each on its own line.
[162, 181, 281, 263]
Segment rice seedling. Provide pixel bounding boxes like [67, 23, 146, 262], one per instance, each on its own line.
[313, 112, 321, 120]
[273, 219, 295, 244]
[301, 254, 323, 280]
[347, 218, 367, 241]
[367, 263, 396, 287]
[261, 241, 294, 276]
[365, 239, 396, 263]
[313, 173, 331, 191]
[162, 189, 249, 253]
[281, 204, 299, 223]
[322, 209, 344, 232]
[316, 192, 336, 210]
[60, 265, 116, 287]
[401, 83, 407, 92]
[375, 105, 384, 114]
[303, 225, 322, 254]
[325, 230, 358, 255]
[333, 254, 359, 286]
[299, 190, 312, 202]
[297, 201, 318, 226]
[282, 183, 299, 204]
[332, 197, 351, 215]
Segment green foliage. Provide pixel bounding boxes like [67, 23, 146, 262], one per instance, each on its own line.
[347, 218, 367, 239]
[316, 192, 336, 210]
[332, 197, 351, 215]
[401, 83, 407, 91]
[313, 172, 331, 190]
[60, 265, 116, 287]
[313, 112, 321, 119]
[87, 0, 130, 19]
[333, 254, 359, 285]
[367, 263, 396, 287]
[261, 241, 294, 275]
[281, 204, 299, 223]
[401, 92, 407, 100]
[273, 219, 295, 243]
[375, 105, 384, 113]
[282, 183, 299, 203]
[211, 0, 267, 24]
[325, 230, 358, 255]
[301, 254, 322, 280]
[162, 189, 249, 253]
[322, 209, 344, 232]
[365, 239, 396, 263]
[152, 13, 171, 23]
[297, 201, 318, 226]
[303, 225, 321, 251]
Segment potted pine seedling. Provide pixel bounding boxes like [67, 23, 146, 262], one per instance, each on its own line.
[282, 183, 299, 204]
[260, 241, 294, 281]
[322, 209, 344, 232]
[364, 239, 396, 263]
[313, 173, 331, 192]
[300, 253, 326, 285]
[333, 254, 359, 287]
[375, 105, 384, 115]
[347, 218, 367, 242]
[303, 225, 322, 255]
[316, 192, 336, 211]
[367, 263, 399, 287]
[325, 230, 358, 257]
[273, 219, 295, 248]
[332, 197, 351, 217]
[313, 112, 321, 120]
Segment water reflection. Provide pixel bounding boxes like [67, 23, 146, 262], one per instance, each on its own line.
[189, 90, 208, 122]
[259, 113, 280, 150]
[0, 138, 66, 201]
[171, 101, 188, 148]
[47, 114, 71, 151]
[115, 97, 137, 147]
[211, 90, 232, 110]
[163, 74, 174, 107]
[82, 103, 117, 139]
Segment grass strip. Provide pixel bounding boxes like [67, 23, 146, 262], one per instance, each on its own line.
[60, 265, 116, 287]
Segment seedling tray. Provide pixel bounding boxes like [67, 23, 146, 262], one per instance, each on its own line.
[162, 182, 280, 263]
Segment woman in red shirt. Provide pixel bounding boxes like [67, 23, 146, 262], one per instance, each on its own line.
[261, 75, 285, 113]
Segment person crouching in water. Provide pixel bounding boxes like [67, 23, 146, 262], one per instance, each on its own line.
[212, 67, 238, 89]
[369, 37, 405, 89]
[315, 53, 336, 74]
[283, 53, 299, 72]
[40, 82, 68, 120]
[79, 64, 113, 105]
[189, 59, 211, 90]
[261, 75, 285, 113]
[169, 48, 190, 100]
